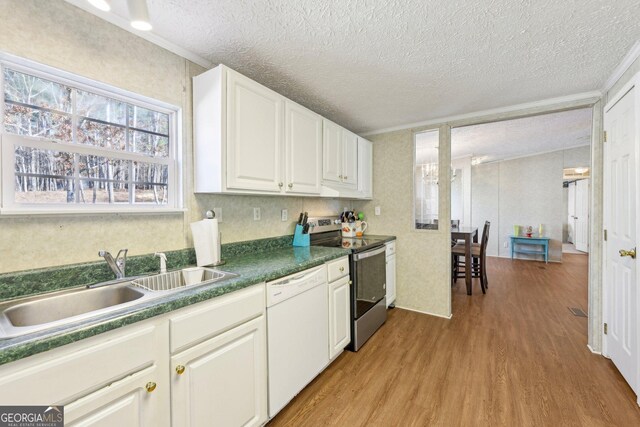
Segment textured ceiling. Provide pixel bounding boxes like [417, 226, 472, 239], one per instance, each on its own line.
[416, 107, 592, 164]
[89, 0, 638, 133]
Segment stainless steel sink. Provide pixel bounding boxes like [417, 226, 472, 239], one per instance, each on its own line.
[0, 267, 239, 339]
[3, 284, 146, 327]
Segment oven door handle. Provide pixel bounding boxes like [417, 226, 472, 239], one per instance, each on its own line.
[353, 245, 387, 261]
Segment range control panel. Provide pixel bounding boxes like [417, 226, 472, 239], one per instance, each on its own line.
[306, 217, 341, 234]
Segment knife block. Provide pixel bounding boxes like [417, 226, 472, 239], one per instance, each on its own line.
[292, 224, 310, 247]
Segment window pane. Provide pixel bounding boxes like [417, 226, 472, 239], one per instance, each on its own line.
[78, 179, 129, 204]
[134, 184, 168, 204]
[79, 155, 129, 181]
[77, 118, 126, 150]
[4, 69, 72, 113]
[129, 105, 169, 135]
[14, 146, 75, 204]
[132, 161, 168, 205]
[415, 130, 439, 230]
[131, 131, 169, 157]
[15, 178, 75, 204]
[76, 90, 127, 125]
[4, 104, 72, 142]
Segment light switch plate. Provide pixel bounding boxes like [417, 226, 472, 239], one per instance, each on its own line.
[375, 206, 381, 216]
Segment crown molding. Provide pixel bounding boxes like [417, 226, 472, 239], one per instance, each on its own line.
[601, 40, 640, 95]
[360, 91, 602, 137]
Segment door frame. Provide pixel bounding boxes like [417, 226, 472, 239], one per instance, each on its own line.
[427, 95, 603, 348]
[602, 71, 640, 392]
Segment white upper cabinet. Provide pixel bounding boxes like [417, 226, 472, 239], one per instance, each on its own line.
[193, 64, 371, 198]
[357, 137, 373, 199]
[342, 130, 358, 188]
[322, 120, 342, 184]
[285, 101, 322, 194]
[322, 119, 358, 190]
[226, 69, 284, 193]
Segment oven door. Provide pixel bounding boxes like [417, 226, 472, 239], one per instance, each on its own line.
[352, 245, 387, 319]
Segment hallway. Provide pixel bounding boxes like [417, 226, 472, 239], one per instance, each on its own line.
[269, 255, 640, 426]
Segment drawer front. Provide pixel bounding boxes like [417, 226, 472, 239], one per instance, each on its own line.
[0, 321, 162, 405]
[385, 241, 396, 256]
[170, 283, 265, 353]
[327, 257, 350, 283]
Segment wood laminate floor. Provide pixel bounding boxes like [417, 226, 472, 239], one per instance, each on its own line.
[268, 254, 640, 426]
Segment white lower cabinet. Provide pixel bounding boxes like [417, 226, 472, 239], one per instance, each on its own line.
[326, 257, 351, 360]
[385, 241, 397, 307]
[0, 283, 268, 427]
[171, 316, 267, 427]
[0, 319, 170, 426]
[328, 275, 351, 360]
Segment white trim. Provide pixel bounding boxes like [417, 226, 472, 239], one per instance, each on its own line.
[602, 40, 640, 94]
[493, 254, 561, 263]
[361, 91, 602, 136]
[394, 305, 453, 320]
[0, 208, 187, 216]
[587, 344, 602, 355]
[63, 0, 212, 69]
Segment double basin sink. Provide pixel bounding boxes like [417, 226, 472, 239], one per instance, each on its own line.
[0, 267, 238, 339]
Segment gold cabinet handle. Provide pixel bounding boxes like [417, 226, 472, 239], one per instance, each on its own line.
[619, 248, 636, 259]
[339, 266, 344, 272]
[145, 382, 157, 393]
[175, 365, 186, 375]
[278, 182, 283, 188]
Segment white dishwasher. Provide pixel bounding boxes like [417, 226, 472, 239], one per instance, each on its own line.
[266, 265, 329, 418]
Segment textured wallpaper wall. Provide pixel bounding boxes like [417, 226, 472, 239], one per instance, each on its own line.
[353, 128, 452, 318]
[471, 145, 591, 262]
[0, 1, 348, 273]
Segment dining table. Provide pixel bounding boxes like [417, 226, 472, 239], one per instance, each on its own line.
[451, 226, 478, 295]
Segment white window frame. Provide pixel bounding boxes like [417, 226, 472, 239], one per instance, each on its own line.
[0, 52, 183, 215]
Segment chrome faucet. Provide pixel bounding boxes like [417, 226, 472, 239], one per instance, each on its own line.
[99, 249, 128, 279]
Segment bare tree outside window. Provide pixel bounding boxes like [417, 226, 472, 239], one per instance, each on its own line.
[3, 68, 173, 207]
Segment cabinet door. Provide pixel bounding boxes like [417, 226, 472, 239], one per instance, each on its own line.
[386, 253, 396, 307]
[226, 69, 284, 193]
[65, 365, 169, 427]
[342, 129, 358, 187]
[329, 276, 351, 360]
[358, 137, 373, 198]
[323, 120, 342, 183]
[285, 101, 322, 194]
[171, 316, 268, 427]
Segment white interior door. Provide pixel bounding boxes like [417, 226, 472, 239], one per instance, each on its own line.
[574, 179, 589, 252]
[567, 182, 576, 243]
[604, 84, 638, 397]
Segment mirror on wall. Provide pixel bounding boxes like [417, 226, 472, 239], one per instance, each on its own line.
[414, 129, 440, 230]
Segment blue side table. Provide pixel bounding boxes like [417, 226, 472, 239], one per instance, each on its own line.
[510, 236, 550, 263]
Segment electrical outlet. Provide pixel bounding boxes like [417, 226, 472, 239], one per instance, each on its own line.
[281, 209, 288, 222]
[253, 207, 261, 221]
[375, 206, 381, 216]
[213, 207, 222, 223]
[504, 241, 508, 248]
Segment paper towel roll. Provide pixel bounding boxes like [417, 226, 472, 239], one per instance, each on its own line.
[190, 218, 221, 266]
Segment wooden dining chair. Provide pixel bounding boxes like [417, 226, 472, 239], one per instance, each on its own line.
[451, 221, 491, 293]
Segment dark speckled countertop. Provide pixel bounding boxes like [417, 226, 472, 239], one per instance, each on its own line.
[0, 241, 349, 366]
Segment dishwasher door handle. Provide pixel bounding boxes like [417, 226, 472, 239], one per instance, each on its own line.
[353, 245, 386, 261]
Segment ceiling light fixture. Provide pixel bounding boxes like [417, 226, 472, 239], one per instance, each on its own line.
[87, 0, 111, 12]
[128, 0, 153, 31]
[574, 167, 589, 174]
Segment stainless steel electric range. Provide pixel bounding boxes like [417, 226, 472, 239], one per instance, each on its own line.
[308, 216, 387, 351]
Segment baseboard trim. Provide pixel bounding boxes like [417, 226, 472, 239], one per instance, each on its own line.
[587, 344, 602, 355]
[492, 254, 562, 264]
[394, 305, 453, 320]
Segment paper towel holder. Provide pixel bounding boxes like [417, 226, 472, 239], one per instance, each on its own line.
[203, 210, 226, 267]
